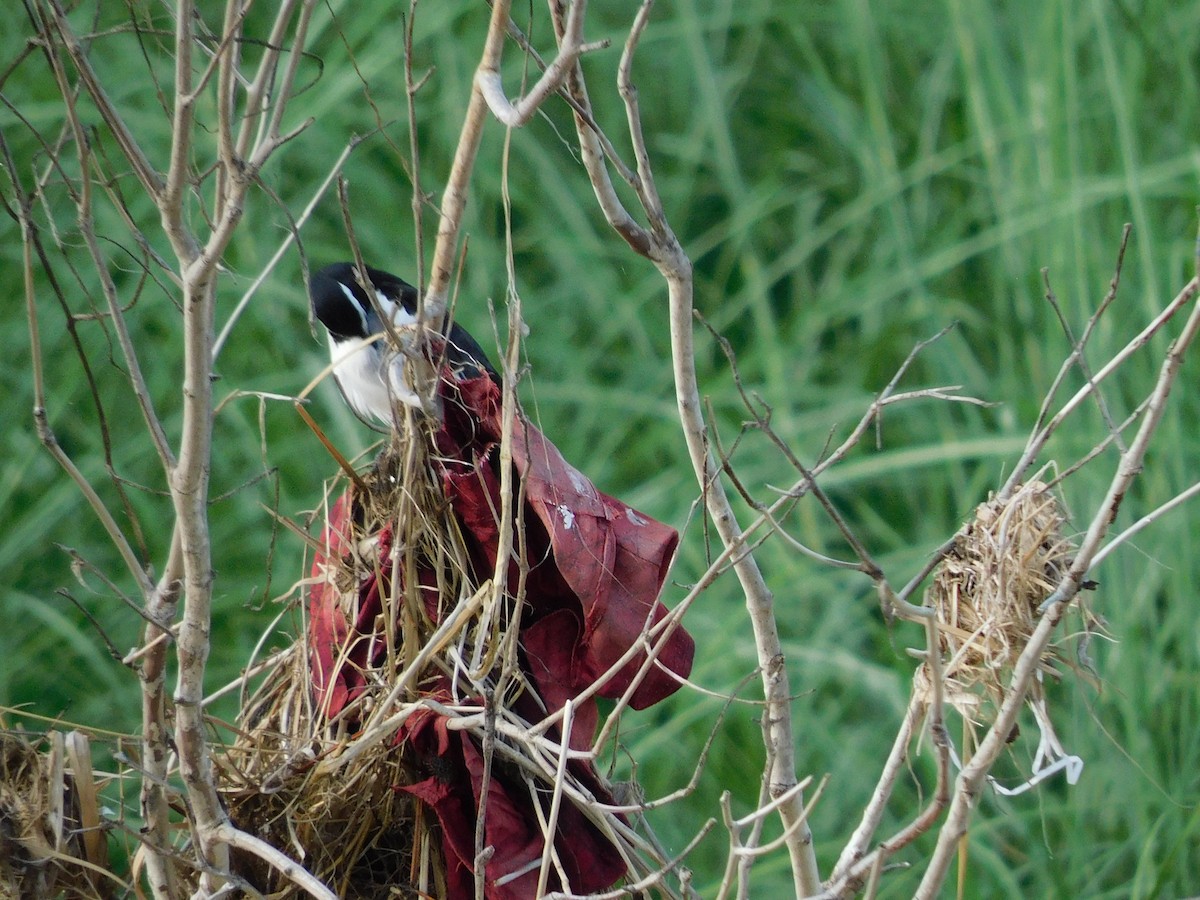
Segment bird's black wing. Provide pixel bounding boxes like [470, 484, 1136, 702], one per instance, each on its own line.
[442, 321, 500, 382]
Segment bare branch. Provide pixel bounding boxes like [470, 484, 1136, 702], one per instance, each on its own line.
[161, 0, 199, 263]
[551, 2, 822, 887]
[6, 139, 154, 607]
[1001, 275, 1198, 500]
[553, 1, 651, 255]
[213, 136, 361, 361]
[214, 824, 336, 900]
[35, 0, 165, 200]
[1091, 478, 1200, 568]
[1031, 224, 1132, 452]
[828, 695, 927, 884]
[404, 0, 428, 293]
[476, 0, 599, 128]
[915, 275, 1200, 897]
[423, 0, 508, 319]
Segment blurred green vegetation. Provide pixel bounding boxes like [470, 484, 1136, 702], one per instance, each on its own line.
[3, 1, 1199, 897]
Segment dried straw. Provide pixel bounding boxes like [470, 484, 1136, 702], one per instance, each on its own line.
[0, 728, 111, 899]
[213, 391, 683, 896]
[926, 479, 1077, 721]
[216, 416, 478, 898]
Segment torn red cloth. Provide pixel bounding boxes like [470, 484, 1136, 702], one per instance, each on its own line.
[307, 371, 694, 896]
[436, 375, 694, 715]
[396, 686, 627, 898]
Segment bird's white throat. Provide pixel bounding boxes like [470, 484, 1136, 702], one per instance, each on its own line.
[326, 290, 423, 422]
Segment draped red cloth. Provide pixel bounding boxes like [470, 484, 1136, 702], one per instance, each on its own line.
[307, 372, 694, 896]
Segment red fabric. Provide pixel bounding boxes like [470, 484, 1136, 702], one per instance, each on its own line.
[306, 490, 354, 718]
[437, 376, 694, 714]
[307, 371, 694, 897]
[396, 689, 627, 898]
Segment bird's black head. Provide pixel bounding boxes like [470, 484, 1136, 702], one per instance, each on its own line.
[309, 262, 418, 340]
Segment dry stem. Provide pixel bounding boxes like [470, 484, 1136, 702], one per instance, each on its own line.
[22, 1, 321, 894]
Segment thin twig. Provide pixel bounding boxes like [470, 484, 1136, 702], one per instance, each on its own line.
[916, 267, 1200, 897]
[551, 1, 823, 890]
[1000, 274, 1198, 501]
[476, 0, 600, 128]
[37, 0, 165, 200]
[1090, 478, 1200, 568]
[213, 136, 362, 360]
[214, 825, 336, 900]
[828, 695, 927, 884]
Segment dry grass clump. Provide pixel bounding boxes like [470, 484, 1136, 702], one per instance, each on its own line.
[927, 479, 1077, 720]
[215, 645, 426, 899]
[0, 728, 110, 899]
[215, 423, 484, 899]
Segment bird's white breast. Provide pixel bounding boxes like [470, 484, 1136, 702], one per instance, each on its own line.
[327, 289, 422, 423]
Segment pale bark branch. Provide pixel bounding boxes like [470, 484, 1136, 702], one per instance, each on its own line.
[214, 825, 336, 900]
[423, 0, 508, 319]
[546, 0, 824, 888]
[425, 0, 599, 321]
[476, 0, 596, 128]
[6, 121, 155, 607]
[827, 695, 926, 885]
[38, 0, 165, 199]
[1001, 275, 1198, 501]
[213, 137, 360, 361]
[913, 276, 1200, 897]
[22, 1, 329, 893]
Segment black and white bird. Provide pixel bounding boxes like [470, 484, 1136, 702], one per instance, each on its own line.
[309, 262, 497, 425]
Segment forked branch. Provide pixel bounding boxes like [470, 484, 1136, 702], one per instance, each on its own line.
[552, 1, 822, 894]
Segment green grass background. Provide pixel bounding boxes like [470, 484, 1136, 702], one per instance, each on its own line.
[3, 1, 1200, 897]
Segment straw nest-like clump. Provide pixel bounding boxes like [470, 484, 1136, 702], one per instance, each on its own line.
[215, 423, 480, 899]
[926, 480, 1076, 719]
[0, 728, 109, 899]
[215, 646, 425, 899]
